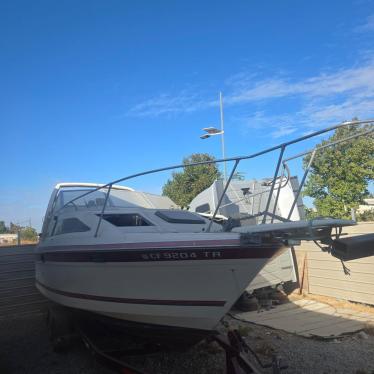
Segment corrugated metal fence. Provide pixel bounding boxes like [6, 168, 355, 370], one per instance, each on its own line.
[0, 244, 48, 320]
[295, 222, 374, 305]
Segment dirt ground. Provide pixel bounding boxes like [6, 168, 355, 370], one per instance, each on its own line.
[1, 311, 374, 374]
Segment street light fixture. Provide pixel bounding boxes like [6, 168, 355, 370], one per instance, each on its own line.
[200, 127, 224, 139]
[200, 92, 227, 179]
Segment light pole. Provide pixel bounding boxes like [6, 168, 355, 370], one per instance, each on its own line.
[200, 92, 227, 180]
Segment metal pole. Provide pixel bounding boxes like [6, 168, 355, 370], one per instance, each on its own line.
[94, 184, 112, 237]
[220, 92, 227, 180]
[286, 149, 317, 220]
[207, 160, 240, 232]
[262, 145, 286, 224]
[351, 208, 356, 221]
[271, 165, 286, 223]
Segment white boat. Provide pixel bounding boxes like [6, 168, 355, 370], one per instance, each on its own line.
[35, 120, 374, 347]
[36, 183, 287, 345]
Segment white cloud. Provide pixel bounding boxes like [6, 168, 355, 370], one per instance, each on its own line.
[303, 97, 374, 123]
[354, 14, 374, 33]
[224, 59, 374, 136]
[270, 125, 297, 139]
[229, 111, 305, 139]
[226, 79, 298, 104]
[127, 91, 216, 117]
[126, 58, 374, 136]
[225, 61, 374, 103]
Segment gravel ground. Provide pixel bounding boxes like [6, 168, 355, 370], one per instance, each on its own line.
[226, 315, 374, 374]
[1, 313, 374, 374]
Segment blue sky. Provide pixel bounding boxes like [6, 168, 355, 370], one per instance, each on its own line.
[1, 0, 374, 230]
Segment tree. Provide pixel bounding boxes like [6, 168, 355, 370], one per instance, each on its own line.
[9, 222, 21, 234]
[162, 153, 221, 208]
[20, 227, 38, 241]
[303, 123, 374, 219]
[0, 221, 7, 234]
[357, 209, 374, 222]
[232, 171, 246, 181]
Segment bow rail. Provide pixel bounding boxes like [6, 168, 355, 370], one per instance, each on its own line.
[53, 119, 373, 237]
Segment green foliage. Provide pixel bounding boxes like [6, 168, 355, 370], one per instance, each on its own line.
[232, 171, 246, 181]
[20, 226, 38, 241]
[304, 207, 319, 220]
[357, 209, 374, 222]
[0, 221, 7, 234]
[303, 123, 374, 219]
[9, 222, 22, 234]
[0, 221, 38, 242]
[236, 325, 252, 337]
[162, 153, 221, 208]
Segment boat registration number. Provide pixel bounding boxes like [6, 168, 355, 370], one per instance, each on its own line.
[141, 250, 223, 261]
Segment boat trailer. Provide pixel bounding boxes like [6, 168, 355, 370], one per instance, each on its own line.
[211, 330, 286, 374]
[47, 305, 286, 374]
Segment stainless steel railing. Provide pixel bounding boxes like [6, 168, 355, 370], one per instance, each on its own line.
[55, 119, 374, 236]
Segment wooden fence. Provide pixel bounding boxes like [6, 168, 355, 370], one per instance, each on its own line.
[295, 222, 374, 305]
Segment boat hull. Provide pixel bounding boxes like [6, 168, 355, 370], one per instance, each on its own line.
[35, 242, 284, 337]
[67, 307, 213, 348]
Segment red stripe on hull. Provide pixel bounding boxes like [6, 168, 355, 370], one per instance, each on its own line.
[36, 281, 226, 307]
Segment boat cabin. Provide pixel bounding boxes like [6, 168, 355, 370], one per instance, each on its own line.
[40, 183, 219, 241]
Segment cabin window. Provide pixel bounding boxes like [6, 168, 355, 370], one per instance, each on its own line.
[99, 214, 152, 227]
[155, 210, 205, 224]
[54, 218, 90, 235]
[195, 203, 210, 213]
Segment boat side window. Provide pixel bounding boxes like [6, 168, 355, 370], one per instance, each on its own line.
[195, 203, 210, 213]
[54, 218, 91, 235]
[98, 214, 152, 227]
[155, 210, 206, 224]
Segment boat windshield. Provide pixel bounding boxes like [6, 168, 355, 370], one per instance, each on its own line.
[56, 189, 110, 210]
[56, 187, 176, 211]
